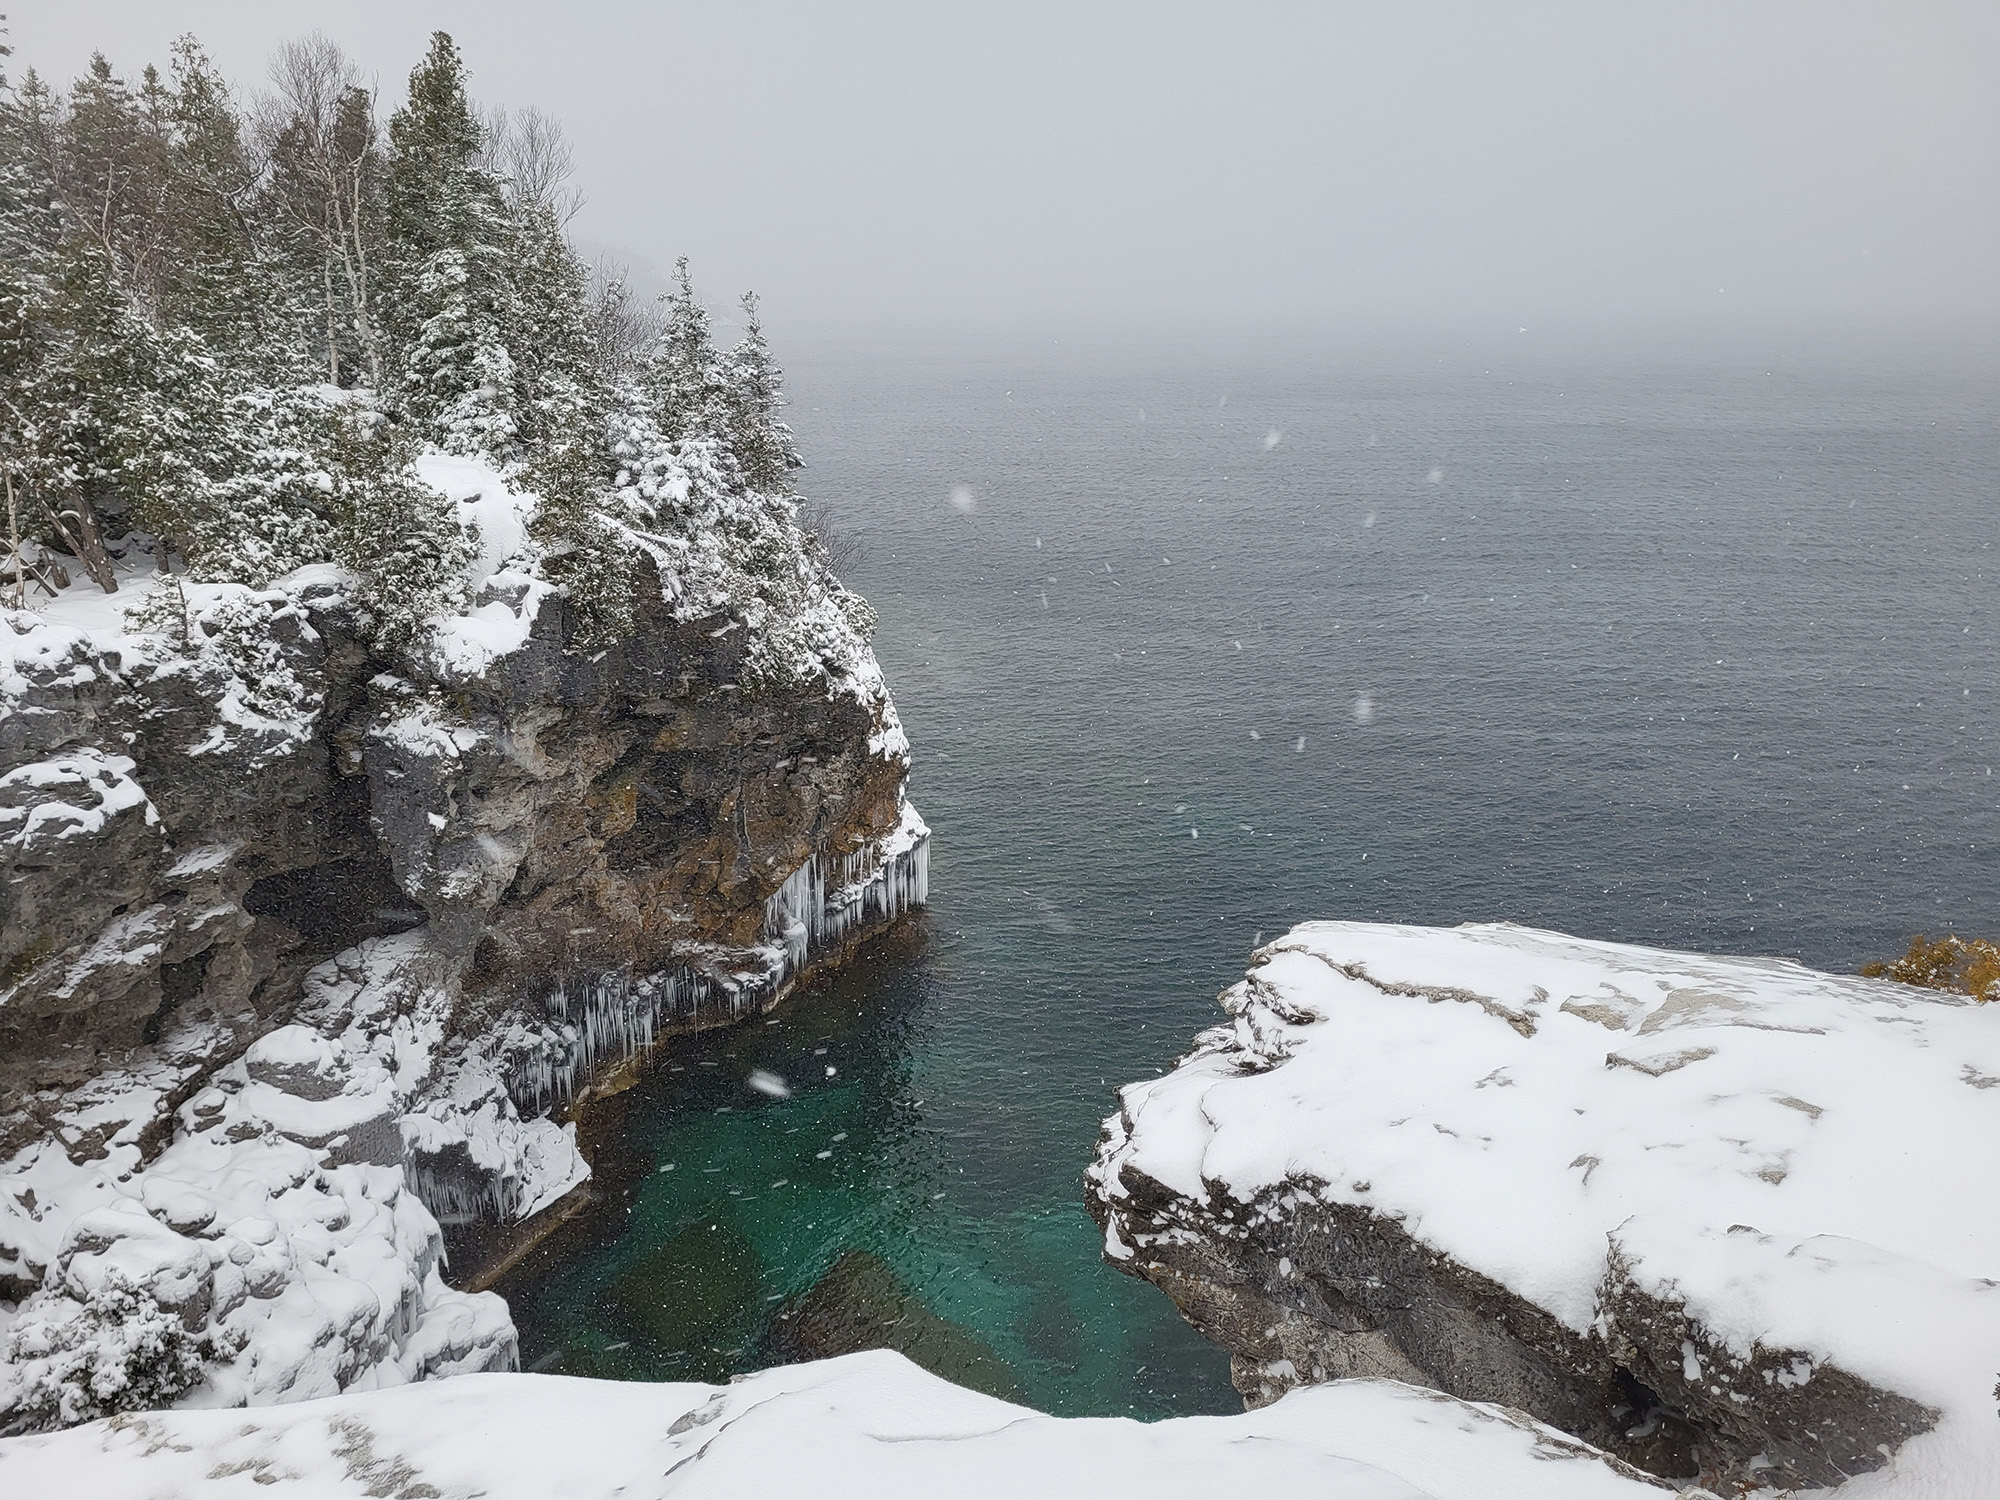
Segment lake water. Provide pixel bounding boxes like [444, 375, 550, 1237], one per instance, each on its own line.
[500, 326, 2000, 1417]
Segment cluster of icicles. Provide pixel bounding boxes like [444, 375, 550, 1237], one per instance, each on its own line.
[764, 822, 931, 972]
[405, 1153, 526, 1228]
[508, 825, 930, 1117]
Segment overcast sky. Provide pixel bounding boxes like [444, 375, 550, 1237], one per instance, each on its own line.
[13, 2, 1999, 338]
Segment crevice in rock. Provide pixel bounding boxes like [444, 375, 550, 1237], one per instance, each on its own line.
[145, 948, 212, 1044]
[243, 854, 423, 958]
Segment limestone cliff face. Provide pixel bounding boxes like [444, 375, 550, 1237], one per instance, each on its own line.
[1, 560, 916, 1147]
[0, 549, 925, 1427]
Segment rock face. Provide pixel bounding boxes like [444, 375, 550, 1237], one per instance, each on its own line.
[1087, 922, 2000, 1496]
[0, 1349, 1687, 1500]
[0, 507, 926, 1426]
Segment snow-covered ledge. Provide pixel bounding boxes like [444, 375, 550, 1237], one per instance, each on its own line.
[0, 1347, 1694, 1499]
[1087, 922, 2000, 1496]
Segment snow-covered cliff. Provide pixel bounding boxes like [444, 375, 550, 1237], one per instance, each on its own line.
[0, 454, 927, 1430]
[1088, 922, 2000, 1497]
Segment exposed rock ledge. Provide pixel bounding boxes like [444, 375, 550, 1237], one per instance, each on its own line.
[1087, 922, 2000, 1497]
[0, 470, 926, 1429]
[0, 1347, 1693, 1498]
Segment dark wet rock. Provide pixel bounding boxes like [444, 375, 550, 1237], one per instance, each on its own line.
[1, 577, 919, 1185]
[1, 560, 921, 1427]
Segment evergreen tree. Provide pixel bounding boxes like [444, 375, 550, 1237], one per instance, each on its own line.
[2, 240, 167, 589]
[720, 292, 802, 494]
[178, 387, 337, 586]
[0, 24, 867, 682]
[382, 33, 518, 457]
[157, 39, 264, 364]
[402, 245, 519, 457]
[504, 201, 602, 453]
[644, 257, 724, 444]
[522, 424, 632, 648]
[326, 408, 470, 648]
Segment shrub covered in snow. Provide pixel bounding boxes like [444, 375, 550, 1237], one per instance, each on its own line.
[123, 582, 325, 738]
[0, 1270, 238, 1431]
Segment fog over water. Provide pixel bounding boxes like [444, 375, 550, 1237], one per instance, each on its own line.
[15, 3, 2000, 336]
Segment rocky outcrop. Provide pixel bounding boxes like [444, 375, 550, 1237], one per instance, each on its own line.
[0, 502, 925, 1426]
[1087, 922, 2000, 1495]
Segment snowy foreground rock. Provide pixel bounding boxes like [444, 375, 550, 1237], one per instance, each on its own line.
[0, 1347, 1694, 1499]
[1088, 922, 2000, 1497]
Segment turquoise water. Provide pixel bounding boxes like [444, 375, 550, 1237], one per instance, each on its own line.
[501, 328, 2000, 1416]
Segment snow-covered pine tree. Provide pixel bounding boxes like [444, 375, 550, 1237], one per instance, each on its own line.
[382, 33, 519, 459]
[152, 39, 264, 363]
[0, 50, 253, 586]
[720, 291, 803, 495]
[2, 24, 867, 683]
[644, 256, 726, 446]
[177, 386, 338, 587]
[522, 424, 634, 649]
[2, 240, 170, 591]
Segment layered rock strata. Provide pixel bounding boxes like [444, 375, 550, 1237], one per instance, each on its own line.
[1087, 922, 2000, 1496]
[0, 519, 924, 1425]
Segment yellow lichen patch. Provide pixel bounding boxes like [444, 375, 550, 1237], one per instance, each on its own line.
[1862, 935, 2000, 1002]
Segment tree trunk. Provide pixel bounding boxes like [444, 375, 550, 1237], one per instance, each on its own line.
[324, 202, 342, 385]
[342, 160, 382, 389]
[38, 488, 119, 593]
[3, 463, 21, 609]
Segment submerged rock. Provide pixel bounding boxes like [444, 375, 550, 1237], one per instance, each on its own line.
[609, 1219, 762, 1358]
[1087, 921, 2000, 1495]
[769, 1249, 1022, 1403]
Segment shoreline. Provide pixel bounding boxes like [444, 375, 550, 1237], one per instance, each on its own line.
[445, 910, 933, 1298]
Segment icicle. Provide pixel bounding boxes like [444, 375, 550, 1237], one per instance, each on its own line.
[495, 807, 930, 1160]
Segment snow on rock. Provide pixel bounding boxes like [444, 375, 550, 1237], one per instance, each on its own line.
[0, 1101, 513, 1431]
[0, 1349, 1689, 1499]
[413, 450, 532, 583]
[286, 934, 593, 1233]
[0, 932, 521, 1433]
[1088, 921, 2000, 1496]
[0, 749, 157, 852]
[406, 451, 557, 684]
